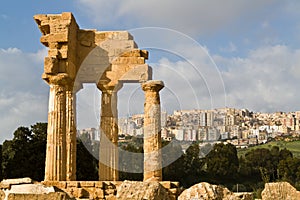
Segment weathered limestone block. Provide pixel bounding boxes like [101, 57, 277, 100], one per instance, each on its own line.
[66, 181, 79, 188]
[116, 181, 170, 200]
[95, 182, 105, 189]
[41, 33, 69, 44]
[44, 57, 58, 74]
[112, 57, 145, 65]
[0, 179, 61, 200]
[99, 40, 137, 51]
[233, 192, 253, 200]
[0, 190, 4, 200]
[79, 181, 95, 187]
[40, 181, 108, 199]
[33, 14, 49, 34]
[67, 187, 87, 198]
[0, 183, 9, 190]
[105, 64, 151, 86]
[42, 181, 67, 189]
[88, 188, 105, 199]
[77, 30, 96, 47]
[120, 49, 148, 59]
[94, 31, 132, 41]
[261, 182, 300, 200]
[106, 195, 117, 200]
[7, 192, 70, 200]
[178, 182, 240, 200]
[1, 178, 32, 186]
[160, 181, 172, 189]
[105, 188, 116, 196]
[9, 184, 55, 194]
[59, 49, 68, 59]
[101, 31, 133, 40]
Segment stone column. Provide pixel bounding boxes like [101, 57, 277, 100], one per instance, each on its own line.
[97, 83, 122, 181]
[44, 74, 70, 181]
[65, 83, 81, 181]
[142, 80, 164, 182]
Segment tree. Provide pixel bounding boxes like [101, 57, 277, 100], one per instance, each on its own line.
[182, 142, 204, 186]
[119, 143, 143, 181]
[2, 123, 47, 181]
[162, 141, 185, 182]
[162, 141, 208, 188]
[278, 156, 300, 182]
[243, 147, 284, 183]
[29, 123, 47, 180]
[205, 143, 239, 183]
[279, 148, 293, 160]
[1, 123, 106, 181]
[76, 140, 98, 180]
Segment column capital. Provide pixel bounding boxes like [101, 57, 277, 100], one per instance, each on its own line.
[142, 80, 164, 92]
[43, 73, 73, 86]
[97, 81, 123, 93]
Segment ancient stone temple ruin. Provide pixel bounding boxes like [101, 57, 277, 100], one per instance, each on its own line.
[33, 12, 164, 183]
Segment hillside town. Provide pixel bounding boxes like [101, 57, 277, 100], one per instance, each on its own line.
[80, 108, 300, 148]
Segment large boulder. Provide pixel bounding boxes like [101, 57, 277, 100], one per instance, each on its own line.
[261, 182, 300, 200]
[178, 182, 252, 200]
[178, 182, 233, 200]
[0, 178, 71, 200]
[116, 180, 171, 200]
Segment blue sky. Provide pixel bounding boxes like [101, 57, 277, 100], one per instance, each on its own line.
[1, 0, 300, 142]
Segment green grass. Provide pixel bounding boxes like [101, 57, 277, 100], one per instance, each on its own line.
[237, 140, 300, 158]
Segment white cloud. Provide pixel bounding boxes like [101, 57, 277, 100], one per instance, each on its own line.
[115, 28, 227, 116]
[116, 43, 300, 117]
[75, 36, 226, 122]
[215, 45, 300, 112]
[220, 42, 237, 53]
[0, 48, 48, 142]
[76, 0, 275, 36]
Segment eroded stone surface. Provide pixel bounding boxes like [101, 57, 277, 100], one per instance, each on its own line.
[0, 178, 58, 200]
[7, 192, 70, 200]
[178, 182, 252, 200]
[116, 181, 170, 200]
[261, 182, 300, 200]
[1, 178, 32, 186]
[8, 184, 55, 194]
[1, 180, 181, 200]
[142, 80, 164, 182]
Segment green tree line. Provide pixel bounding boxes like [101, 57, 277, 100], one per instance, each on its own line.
[1, 123, 300, 197]
[1, 123, 98, 181]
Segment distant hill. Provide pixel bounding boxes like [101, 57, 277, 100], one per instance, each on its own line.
[238, 140, 300, 158]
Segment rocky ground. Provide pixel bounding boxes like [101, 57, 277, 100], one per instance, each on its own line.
[0, 178, 299, 199]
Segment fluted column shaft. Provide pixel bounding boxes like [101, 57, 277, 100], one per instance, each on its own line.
[98, 84, 121, 181]
[45, 74, 71, 181]
[65, 83, 79, 181]
[142, 80, 164, 182]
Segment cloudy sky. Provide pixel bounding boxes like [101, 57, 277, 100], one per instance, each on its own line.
[1, 0, 300, 142]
